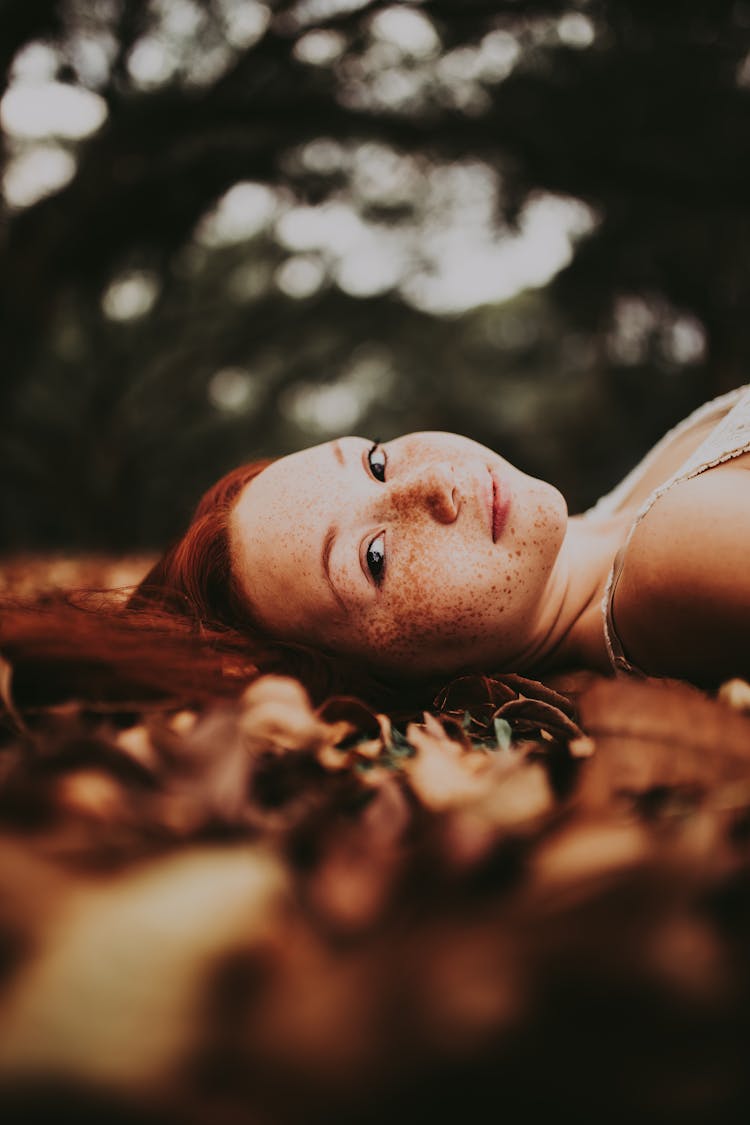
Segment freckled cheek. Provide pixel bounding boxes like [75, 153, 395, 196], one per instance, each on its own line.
[364, 599, 489, 664]
[396, 536, 524, 614]
[359, 497, 563, 665]
[395, 539, 484, 604]
[366, 552, 495, 660]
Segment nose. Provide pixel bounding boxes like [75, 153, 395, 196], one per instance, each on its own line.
[392, 462, 459, 524]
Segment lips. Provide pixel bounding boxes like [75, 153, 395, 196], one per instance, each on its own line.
[489, 470, 510, 542]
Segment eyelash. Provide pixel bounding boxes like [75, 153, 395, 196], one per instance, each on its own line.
[366, 533, 386, 585]
[366, 441, 386, 584]
[367, 440, 386, 482]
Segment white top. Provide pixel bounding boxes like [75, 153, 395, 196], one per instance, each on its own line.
[583, 383, 750, 675]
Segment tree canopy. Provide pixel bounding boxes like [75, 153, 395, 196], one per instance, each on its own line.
[1, 0, 749, 549]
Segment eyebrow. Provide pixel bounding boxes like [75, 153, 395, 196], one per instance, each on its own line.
[331, 438, 345, 466]
[322, 523, 347, 613]
[321, 439, 349, 611]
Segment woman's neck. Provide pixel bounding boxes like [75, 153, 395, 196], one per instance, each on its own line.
[524, 511, 633, 675]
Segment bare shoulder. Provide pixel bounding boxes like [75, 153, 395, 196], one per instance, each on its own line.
[614, 458, 750, 683]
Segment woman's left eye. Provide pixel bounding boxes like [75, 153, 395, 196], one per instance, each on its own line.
[367, 441, 387, 482]
[366, 534, 386, 583]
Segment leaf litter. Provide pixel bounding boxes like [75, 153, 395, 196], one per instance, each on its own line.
[3, 633, 750, 1121]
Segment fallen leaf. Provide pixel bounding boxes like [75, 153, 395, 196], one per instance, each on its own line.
[0, 652, 27, 734]
[718, 678, 750, 713]
[576, 677, 750, 811]
[403, 721, 491, 811]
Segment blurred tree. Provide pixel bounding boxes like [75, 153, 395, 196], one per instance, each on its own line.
[0, 0, 749, 549]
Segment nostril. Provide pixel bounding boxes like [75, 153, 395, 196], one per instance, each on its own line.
[446, 486, 459, 522]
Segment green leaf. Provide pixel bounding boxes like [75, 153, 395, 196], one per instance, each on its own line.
[493, 717, 512, 751]
[389, 727, 415, 758]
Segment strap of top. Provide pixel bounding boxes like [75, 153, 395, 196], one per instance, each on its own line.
[593, 384, 750, 675]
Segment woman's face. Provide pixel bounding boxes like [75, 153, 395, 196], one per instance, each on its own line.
[231, 432, 567, 678]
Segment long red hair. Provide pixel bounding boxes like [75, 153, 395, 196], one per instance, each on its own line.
[0, 461, 400, 713]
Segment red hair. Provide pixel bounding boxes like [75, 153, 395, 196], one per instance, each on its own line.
[1, 460, 404, 713]
[132, 461, 270, 631]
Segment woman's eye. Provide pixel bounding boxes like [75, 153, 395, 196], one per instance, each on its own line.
[367, 441, 387, 482]
[366, 534, 386, 583]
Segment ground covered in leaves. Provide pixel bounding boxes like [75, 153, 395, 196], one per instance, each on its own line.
[3, 560, 750, 1123]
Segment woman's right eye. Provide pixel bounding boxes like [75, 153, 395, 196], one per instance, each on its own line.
[366, 534, 386, 584]
[367, 442, 387, 482]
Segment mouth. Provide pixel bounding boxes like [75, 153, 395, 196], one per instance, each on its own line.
[489, 469, 510, 542]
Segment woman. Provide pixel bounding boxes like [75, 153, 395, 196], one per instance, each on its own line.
[140, 379, 750, 690]
[3, 382, 750, 712]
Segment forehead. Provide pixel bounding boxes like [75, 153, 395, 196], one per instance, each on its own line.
[229, 442, 340, 633]
[237, 438, 326, 501]
[233, 441, 341, 526]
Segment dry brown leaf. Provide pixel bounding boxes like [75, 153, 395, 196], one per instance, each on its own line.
[569, 735, 596, 759]
[306, 843, 397, 932]
[0, 652, 26, 734]
[493, 696, 583, 741]
[306, 785, 409, 933]
[0, 845, 286, 1092]
[532, 818, 650, 889]
[478, 759, 554, 831]
[240, 675, 329, 753]
[576, 676, 750, 810]
[494, 672, 579, 717]
[433, 675, 518, 724]
[115, 724, 158, 770]
[403, 720, 492, 811]
[718, 678, 750, 713]
[316, 743, 354, 772]
[0, 553, 153, 595]
[316, 695, 381, 736]
[167, 710, 198, 735]
[54, 770, 131, 823]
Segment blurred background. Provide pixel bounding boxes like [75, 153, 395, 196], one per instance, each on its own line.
[1, 0, 749, 553]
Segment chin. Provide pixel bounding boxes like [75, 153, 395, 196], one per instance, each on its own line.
[549, 484, 569, 538]
[522, 477, 568, 563]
